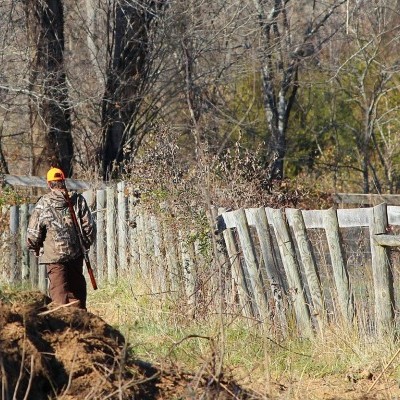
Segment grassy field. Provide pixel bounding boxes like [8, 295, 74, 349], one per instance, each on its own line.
[87, 281, 400, 399]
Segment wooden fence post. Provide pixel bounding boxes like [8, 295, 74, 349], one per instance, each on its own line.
[162, 218, 181, 296]
[370, 203, 395, 333]
[269, 208, 313, 337]
[28, 204, 38, 288]
[323, 208, 354, 324]
[234, 208, 269, 321]
[246, 207, 287, 334]
[144, 214, 156, 291]
[106, 186, 117, 283]
[96, 189, 106, 282]
[117, 182, 128, 276]
[10, 205, 19, 283]
[150, 215, 166, 294]
[128, 194, 140, 274]
[211, 206, 230, 304]
[136, 212, 149, 277]
[286, 208, 326, 330]
[179, 229, 197, 313]
[219, 208, 254, 319]
[20, 204, 29, 283]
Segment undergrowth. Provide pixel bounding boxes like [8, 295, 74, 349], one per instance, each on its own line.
[87, 281, 400, 390]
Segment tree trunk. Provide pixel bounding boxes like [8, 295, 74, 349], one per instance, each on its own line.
[101, 1, 151, 180]
[25, 0, 73, 177]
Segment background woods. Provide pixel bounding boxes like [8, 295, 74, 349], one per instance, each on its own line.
[1, 1, 400, 194]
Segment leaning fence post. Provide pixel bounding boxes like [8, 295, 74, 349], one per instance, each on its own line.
[219, 208, 254, 319]
[323, 208, 354, 324]
[287, 208, 326, 331]
[370, 203, 395, 334]
[234, 208, 269, 321]
[248, 207, 288, 335]
[269, 208, 313, 337]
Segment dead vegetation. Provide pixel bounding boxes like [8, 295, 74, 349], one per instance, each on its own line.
[0, 290, 255, 400]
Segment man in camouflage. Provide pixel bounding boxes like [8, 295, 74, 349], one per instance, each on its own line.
[27, 168, 96, 310]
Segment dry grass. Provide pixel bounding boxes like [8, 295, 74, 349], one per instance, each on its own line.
[87, 280, 400, 399]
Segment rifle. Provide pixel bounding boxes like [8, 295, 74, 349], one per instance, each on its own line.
[61, 186, 98, 290]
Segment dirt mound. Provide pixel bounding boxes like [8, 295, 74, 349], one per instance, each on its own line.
[0, 291, 253, 400]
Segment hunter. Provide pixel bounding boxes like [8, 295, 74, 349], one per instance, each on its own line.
[27, 168, 96, 310]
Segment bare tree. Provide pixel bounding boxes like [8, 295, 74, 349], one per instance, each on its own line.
[25, 0, 73, 176]
[333, 0, 400, 193]
[100, 0, 166, 180]
[252, 0, 347, 182]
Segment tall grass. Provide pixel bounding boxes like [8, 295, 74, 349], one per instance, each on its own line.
[87, 280, 400, 395]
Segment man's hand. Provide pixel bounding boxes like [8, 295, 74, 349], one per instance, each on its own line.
[27, 238, 41, 257]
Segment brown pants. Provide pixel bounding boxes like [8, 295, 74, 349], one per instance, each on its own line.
[46, 256, 87, 310]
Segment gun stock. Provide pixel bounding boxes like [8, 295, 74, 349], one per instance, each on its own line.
[84, 252, 98, 290]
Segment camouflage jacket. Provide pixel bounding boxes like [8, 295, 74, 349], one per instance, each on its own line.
[27, 190, 96, 264]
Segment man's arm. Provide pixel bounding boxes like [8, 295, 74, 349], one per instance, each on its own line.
[76, 194, 96, 248]
[27, 202, 45, 254]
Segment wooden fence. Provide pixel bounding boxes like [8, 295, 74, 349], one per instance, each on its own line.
[1, 181, 218, 316]
[1, 176, 400, 337]
[219, 204, 400, 337]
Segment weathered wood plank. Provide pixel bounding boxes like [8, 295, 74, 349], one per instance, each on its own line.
[150, 215, 166, 295]
[117, 182, 128, 276]
[247, 207, 288, 334]
[370, 204, 395, 333]
[219, 207, 254, 319]
[106, 186, 117, 283]
[234, 208, 269, 321]
[28, 204, 38, 287]
[136, 213, 149, 277]
[388, 206, 400, 225]
[336, 208, 370, 227]
[373, 234, 400, 247]
[96, 189, 106, 282]
[20, 203, 29, 283]
[300, 208, 370, 228]
[323, 208, 354, 324]
[162, 219, 180, 295]
[221, 210, 236, 229]
[333, 193, 400, 206]
[179, 230, 197, 311]
[286, 208, 325, 330]
[269, 208, 313, 337]
[10, 205, 19, 283]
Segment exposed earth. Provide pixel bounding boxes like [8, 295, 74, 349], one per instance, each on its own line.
[1, 291, 399, 399]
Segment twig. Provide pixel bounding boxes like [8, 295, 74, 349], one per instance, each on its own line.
[38, 300, 79, 316]
[367, 347, 400, 393]
[22, 356, 34, 400]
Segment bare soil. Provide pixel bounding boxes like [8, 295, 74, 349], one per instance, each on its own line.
[0, 291, 252, 399]
[0, 291, 399, 399]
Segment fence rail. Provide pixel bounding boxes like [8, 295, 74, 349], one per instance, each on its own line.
[1, 179, 399, 337]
